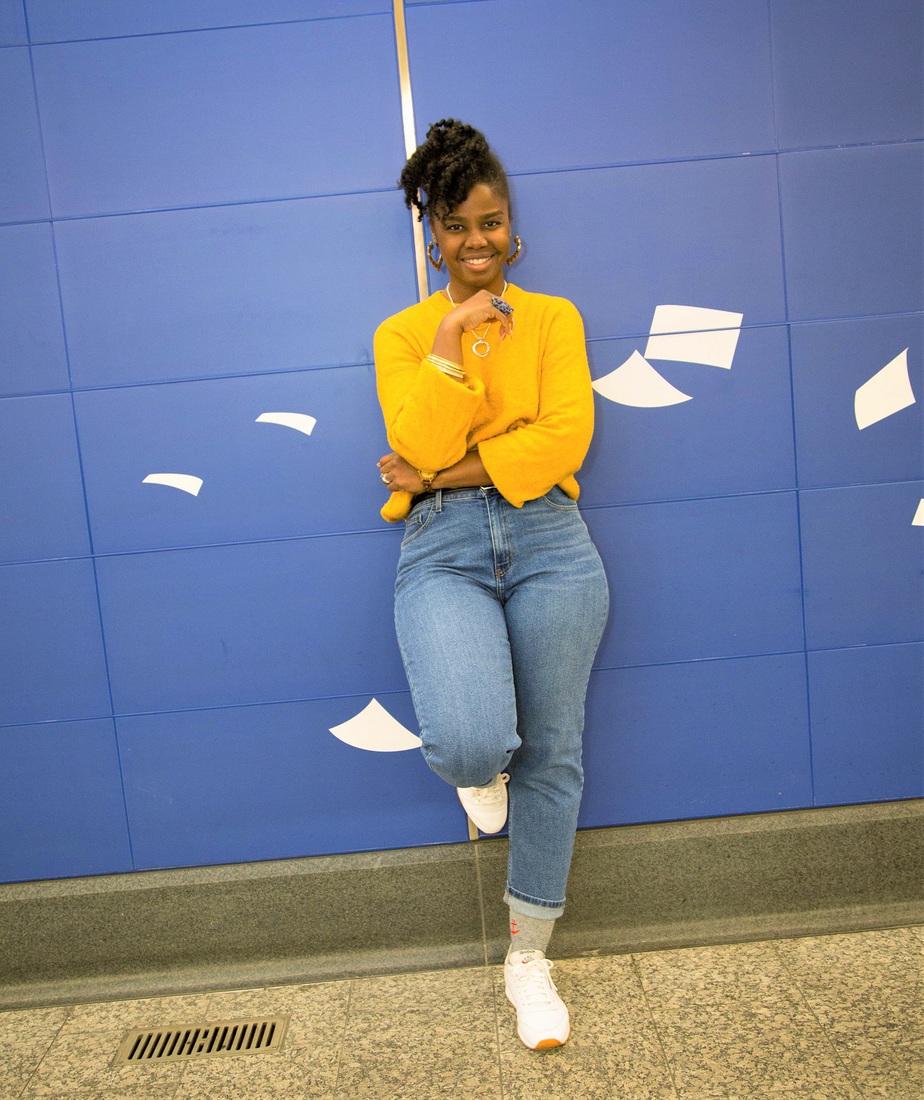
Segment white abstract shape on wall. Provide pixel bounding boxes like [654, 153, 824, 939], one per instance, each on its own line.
[644, 304, 744, 369]
[912, 499, 924, 527]
[854, 348, 915, 430]
[592, 350, 693, 408]
[329, 698, 422, 752]
[142, 473, 203, 496]
[256, 412, 317, 436]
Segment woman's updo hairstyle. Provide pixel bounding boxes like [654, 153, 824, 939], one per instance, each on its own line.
[399, 119, 509, 222]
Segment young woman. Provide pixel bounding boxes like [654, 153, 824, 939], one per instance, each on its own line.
[375, 120, 609, 1050]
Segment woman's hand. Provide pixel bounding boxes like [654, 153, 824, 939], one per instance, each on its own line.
[377, 452, 425, 494]
[439, 289, 514, 343]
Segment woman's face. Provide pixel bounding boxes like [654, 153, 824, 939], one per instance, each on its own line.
[430, 182, 511, 300]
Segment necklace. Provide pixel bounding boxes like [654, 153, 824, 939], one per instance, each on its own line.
[445, 282, 508, 358]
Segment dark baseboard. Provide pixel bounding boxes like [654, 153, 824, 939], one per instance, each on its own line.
[1, 799, 921, 1010]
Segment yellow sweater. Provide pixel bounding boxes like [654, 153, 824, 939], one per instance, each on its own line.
[374, 285, 595, 522]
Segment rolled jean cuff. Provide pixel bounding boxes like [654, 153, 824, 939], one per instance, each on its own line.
[505, 886, 565, 921]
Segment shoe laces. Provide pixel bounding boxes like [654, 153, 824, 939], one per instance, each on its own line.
[510, 955, 559, 1007]
[467, 773, 509, 805]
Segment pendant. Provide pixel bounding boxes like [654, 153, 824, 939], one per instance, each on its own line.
[472, 337, 490, 358]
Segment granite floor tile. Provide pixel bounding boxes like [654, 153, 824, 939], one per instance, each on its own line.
[493, 954, 678, 1099]
[337, 967, 502, 1099]
[59, 992, 215, 1035]
[635, 941, 862, 1099]
[776, 928, 924, 1099]
[17, 1025, 185, 1097]
[0, 1007, 72, 1100]
[173, 1047, 340, 1100]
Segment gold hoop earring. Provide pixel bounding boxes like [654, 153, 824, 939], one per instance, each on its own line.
[506, 235, 522, 266]
[427, 241, 444, 271]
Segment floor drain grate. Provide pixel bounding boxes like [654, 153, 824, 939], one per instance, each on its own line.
[112, 1015, 289, 1065]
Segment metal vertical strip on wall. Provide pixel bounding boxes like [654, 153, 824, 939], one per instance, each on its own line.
[392, 0, 430, 302]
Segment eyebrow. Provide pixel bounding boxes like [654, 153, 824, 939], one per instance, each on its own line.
[440, 210, 506, 223]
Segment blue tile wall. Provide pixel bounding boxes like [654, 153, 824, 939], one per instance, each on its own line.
[118, 696, 463, 871]
[808, 643, 924, 807]
[780, 143, 924, 322]
[771, 0, 924, 149]
[95, 533, 405, 715]
[0, 719, 131, 881]
[0, 223, 70, 396]
[801, 482, 924, 651]
[0, 559, 110, 727]
[25, 1, 390, 42]
[75, 365, 388, 554]
[0, 1, 28, 45]
[406, 0, 776, 171]
[0, 393, 89, 563]
[791, 315, 923, 490]
[0, 46, 50, 223]
[581, 655, 813, 827]
[54, 193, 414, 388]
[33, 15, 403, 216]
[587, 493, 804, 669]
[1, 1, 921, 882]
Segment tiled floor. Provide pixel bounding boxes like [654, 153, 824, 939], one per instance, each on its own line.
[1, 926, 921, 1099]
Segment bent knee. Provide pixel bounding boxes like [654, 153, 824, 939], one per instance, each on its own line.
[421, 724, 517, 788]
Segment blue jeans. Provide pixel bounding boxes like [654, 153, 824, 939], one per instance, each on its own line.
[395, 486, 609, 918]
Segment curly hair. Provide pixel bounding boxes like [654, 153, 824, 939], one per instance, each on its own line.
[399, 119, 509, 222]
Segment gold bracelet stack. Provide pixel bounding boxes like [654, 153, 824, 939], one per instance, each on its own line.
[426, 353, 465, 381]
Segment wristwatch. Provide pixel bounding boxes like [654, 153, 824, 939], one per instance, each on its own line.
[417, 469, 437, 492]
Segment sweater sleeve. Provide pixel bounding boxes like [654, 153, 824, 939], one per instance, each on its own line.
[374, 315, 486, 472]
[477, 299, 594, 507]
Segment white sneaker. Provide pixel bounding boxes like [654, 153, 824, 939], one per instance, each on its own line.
[505, 950, 570, 1050]
[456, 773, 509, 833]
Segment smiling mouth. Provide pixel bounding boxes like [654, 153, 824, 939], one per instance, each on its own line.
[461, 255, 495, 268]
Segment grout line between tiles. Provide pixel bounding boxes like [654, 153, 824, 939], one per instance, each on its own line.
[629, 952, 682, 1100]
[770, 939, 868, 1100]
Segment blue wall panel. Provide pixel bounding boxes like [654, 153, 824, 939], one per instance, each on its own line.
[55, 193, 415, 387]
[0, 47, 50, 223]
[75, 365, 388, 555]
[96, 532, 405, 715]
[801, 482, 924, 651]
[771, 0, 924, 149]
[791, 315, 923, 489]
[118, 695, 462, 871]
[580, 655, 813, 827]
[583, 324, 796, 507]
[0, 719, 131, 881]
[588, 493, 804, 669]
[780, 144, 924, 322]
[33, 14, 403, 216]
[407, 0, 776, 172]
[503, 157, 786, 342]
[0, 393, 90, 563]
[0, 0, 27, 45]
[0, 560, 110, 726]
[0, 223, 70, 397]
[26, 0, 390, 41]
[809, 643, 924, 808]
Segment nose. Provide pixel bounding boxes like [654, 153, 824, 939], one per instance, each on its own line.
[465, 226, 487, 248]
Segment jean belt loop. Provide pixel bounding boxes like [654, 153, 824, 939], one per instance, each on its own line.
[435, 489, 443, 512]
